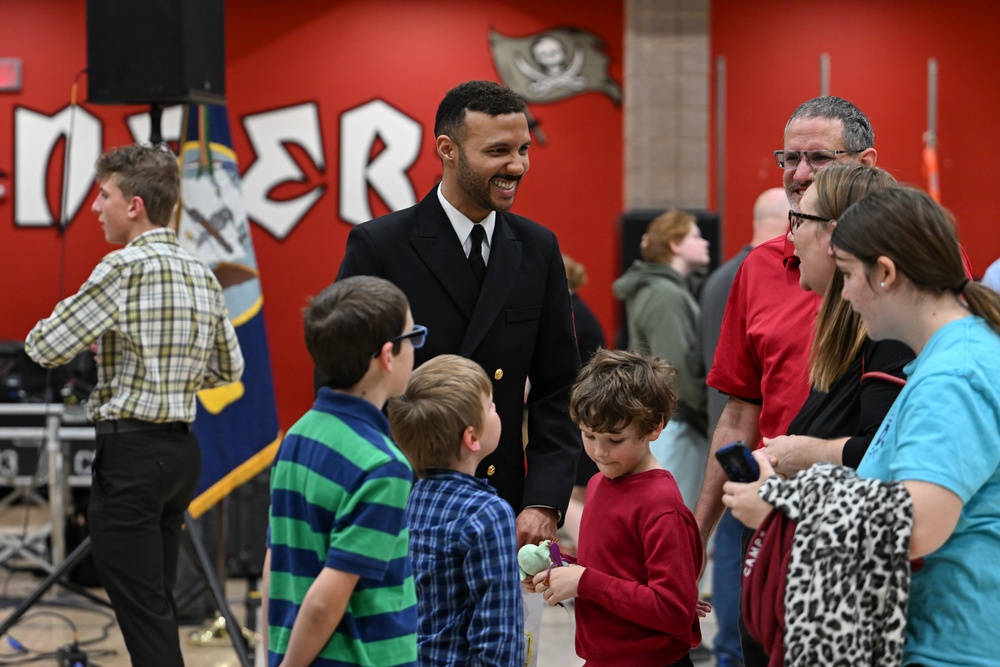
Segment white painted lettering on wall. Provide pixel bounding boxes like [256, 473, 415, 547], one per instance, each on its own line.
[241, 103, 326, 240]
[126, 106, 183, 145]
[13, 99, 423, 239]
[14, 105, 102, 227]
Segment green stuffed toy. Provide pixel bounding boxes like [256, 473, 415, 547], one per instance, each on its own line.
[517, 539, 575, 580]
[517, 539, 554, 580]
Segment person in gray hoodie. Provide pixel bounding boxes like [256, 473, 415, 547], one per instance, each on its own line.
[613, 209, 711, 509]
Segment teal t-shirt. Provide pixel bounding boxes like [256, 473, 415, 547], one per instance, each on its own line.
[858, 316, 1000, 667]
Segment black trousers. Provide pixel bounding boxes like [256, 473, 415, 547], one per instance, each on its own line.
[88, 425, 201, 667]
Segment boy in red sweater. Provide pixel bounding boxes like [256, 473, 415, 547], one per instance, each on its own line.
[530, 349, 705, 667]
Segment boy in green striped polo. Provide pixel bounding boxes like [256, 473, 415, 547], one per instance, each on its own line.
[262, 276, 422, 666]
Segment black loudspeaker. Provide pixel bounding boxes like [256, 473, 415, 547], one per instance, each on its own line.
[616, 209, 721, 348]
[86, 0, 225, 105]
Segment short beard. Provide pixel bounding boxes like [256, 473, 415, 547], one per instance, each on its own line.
[456, 146, 508, 213]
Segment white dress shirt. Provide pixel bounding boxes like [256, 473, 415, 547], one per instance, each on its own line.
[437, 184, 495, 264]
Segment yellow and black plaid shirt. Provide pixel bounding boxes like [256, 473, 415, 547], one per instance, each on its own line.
[25, 227, 244, 423]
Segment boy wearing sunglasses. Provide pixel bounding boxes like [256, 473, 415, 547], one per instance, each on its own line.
[262, 276, 425, 667]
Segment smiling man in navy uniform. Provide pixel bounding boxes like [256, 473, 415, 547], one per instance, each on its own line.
[335, 80, 581, 551]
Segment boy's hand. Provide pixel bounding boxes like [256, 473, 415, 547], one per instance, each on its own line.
[532, 564, 584, 607]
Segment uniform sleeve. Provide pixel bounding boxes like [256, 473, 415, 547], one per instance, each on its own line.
[465, 501, 524, 667]
[523, 237, 582, 514]
[576, 510, 701, 634]
[337, 224, 385, 280]
[25, 258, 121, 367]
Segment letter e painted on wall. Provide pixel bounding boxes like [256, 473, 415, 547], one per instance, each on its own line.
[241, 103, 326, 240]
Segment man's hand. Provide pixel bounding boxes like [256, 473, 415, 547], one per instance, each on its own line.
[516, 507, 558, 549]
[761, 434, 846, 477]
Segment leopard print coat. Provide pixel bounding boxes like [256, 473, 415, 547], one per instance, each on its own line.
[759, 463, 913, 666]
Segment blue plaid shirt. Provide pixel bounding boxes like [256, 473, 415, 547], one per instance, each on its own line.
[406, 469, 524, 667]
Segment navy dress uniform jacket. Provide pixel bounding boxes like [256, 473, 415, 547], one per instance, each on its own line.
[336, 187, 582, 517]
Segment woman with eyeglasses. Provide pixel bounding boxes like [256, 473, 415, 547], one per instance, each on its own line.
[729, 187, 1000, 667]
[758, 164, 911, 478]
[724, 164, 911, 667]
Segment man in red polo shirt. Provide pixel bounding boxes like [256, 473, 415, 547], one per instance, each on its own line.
[693, 96, 878, 667]
[694, 98, 878, 547]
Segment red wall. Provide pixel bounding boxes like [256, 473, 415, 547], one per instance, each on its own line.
[0, 0, 624, 430]
[710, 0, 1000, 272]
[8, 1, 998, 432]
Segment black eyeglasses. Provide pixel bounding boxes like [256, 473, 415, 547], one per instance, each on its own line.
[372, 325, 428, 358]
[773, 149, 860, 170]
[787, 210, 830, 235]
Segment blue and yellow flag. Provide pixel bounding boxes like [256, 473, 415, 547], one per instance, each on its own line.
[176, 104, 281, 518]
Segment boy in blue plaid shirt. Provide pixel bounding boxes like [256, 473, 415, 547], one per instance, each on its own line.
[389, 355, 524, 667]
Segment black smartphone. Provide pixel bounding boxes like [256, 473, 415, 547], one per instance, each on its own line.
[715, 441, 760, 483]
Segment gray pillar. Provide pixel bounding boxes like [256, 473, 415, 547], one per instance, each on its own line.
[624, 0, 710, 210]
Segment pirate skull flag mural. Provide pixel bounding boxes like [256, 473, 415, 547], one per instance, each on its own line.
[489, 28, 621, 105]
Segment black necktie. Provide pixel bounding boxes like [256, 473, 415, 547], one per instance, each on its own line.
[469, 224, 487, 287]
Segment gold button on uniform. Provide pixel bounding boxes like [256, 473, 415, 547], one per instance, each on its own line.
[487, 465, 496, 476]
[494, 369, 503, 380]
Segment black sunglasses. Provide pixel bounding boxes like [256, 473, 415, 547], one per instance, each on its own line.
[372, 325, 428, 358]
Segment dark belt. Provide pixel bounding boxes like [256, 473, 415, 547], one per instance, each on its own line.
[94, 419, 191, 435]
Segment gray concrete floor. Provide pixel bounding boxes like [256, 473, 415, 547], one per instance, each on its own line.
[1, 502, 721, 666]
[536, 590, 719, 666]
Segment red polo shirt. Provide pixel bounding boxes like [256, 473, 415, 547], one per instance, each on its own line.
[707, 236, 822, 445]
